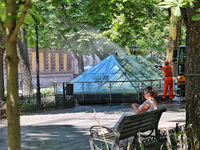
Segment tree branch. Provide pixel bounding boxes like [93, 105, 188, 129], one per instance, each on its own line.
[62, 34, 72, 49]
[56, 16, 71, 27]
[11, 0, 31, 41]
[61, 3, 72, 26]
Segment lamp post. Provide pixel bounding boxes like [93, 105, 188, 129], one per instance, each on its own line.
[129, 40, 140, 56]
[35, 24, 41, 105]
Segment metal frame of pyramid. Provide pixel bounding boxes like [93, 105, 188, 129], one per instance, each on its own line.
[70, 54, 164, 94]
[55, 54, 168, 103]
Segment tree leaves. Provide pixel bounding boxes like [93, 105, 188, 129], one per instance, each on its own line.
[0, 1, 6, 21]
[192, 13, 200, 21]
[156, 1, 173, 9]
[156, 0, 188, 17]
[192, 8, 200, 21]
[18, 3, 45, 26]
[172, 6, 181, 17]
[73, 27, 78, 32]
[156, 0, 198, 18]
[30, 0, 171, 62]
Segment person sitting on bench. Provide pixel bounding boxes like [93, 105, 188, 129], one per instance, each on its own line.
[114, 86, 158, 129]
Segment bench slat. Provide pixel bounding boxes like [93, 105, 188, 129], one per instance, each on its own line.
[89, 107, 166, 150]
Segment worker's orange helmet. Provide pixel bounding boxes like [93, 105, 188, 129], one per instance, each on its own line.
[165, 61, 169, 64]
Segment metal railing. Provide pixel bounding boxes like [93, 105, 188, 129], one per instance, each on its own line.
[19, 82, 74, 113]
[60, 78, 178, 103]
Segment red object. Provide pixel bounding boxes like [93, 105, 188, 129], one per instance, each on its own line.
[165, 61, 169, 64]
[160, 65, 172, 77]
[160, 64, 173, 99]
[163, 76, 173, 98]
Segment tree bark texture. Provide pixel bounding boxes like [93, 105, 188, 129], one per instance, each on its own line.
[76, 54, 84, 74]
[17, 27, 33, 96]
[0, 33, 5, 102]
[166, 8, 182, 77]
[183, 1, 200, 148]
[4, 0, 31, 149]
[5, 1, 21, 149]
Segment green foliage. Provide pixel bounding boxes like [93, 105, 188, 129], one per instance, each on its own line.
[0, 1, 44, 25]
[18, 3, 46, 26]
[84, 0, 169, 57]
[41, 88, 54, 95]
[0, 2, 6, 24]
[0, 44, 5, 49]
[192, 9, 200, 21]
[156, 0, 185, 18]
[0, 1, 45, 48]
[157, 0, 200, 21]
[27, 0, 185, 66]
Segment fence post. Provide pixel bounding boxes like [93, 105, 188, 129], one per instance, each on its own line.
[63, 83, 66, 102]
[52, 82, 58, 106]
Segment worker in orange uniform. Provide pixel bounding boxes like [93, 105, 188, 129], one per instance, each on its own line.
[160, 61, 173, 101]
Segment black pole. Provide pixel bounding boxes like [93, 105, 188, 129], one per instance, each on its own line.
[35, 24, 41, 105]
[63, 83, 65, 102]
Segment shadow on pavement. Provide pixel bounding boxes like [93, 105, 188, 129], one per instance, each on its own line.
[0, 125, 91, 150]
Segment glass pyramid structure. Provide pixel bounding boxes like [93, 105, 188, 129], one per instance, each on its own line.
[68, 54, 165, 94]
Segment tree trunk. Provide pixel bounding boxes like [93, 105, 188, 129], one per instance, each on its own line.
[5, 37, 21, 148]
[6, 41, 21, 150]
[92, 53, 95, 66]
[0, 33, 5, 102]
[74, 54, 84, 74]
[17, 27, 33, 96]
[182, 1, 200, 148]
[5, 0, 21, 147]
[2, 0, 31, 149]
[166, 8, 182, 77]
[78, 55, 84, 74]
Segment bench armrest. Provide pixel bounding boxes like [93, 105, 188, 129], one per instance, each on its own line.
[90, 125, 116, 133]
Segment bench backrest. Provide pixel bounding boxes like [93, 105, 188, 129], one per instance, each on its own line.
[117, 107, 166, 140]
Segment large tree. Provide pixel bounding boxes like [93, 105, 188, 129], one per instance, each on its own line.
[182, 2, 200, 148]
[0, 0, 31, 149]
[157, 0, 200, 148]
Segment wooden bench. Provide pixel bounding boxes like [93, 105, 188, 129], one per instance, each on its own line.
[89, 107, 166, 150]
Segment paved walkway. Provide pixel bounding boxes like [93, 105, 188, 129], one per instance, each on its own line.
[0, 102, 186, 150]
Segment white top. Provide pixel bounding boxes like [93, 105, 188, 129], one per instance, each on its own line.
[138, 99, 157, 111]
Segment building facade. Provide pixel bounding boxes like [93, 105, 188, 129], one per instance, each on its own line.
[3, 47, 77, 89]
[3, 47, 101, 90]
